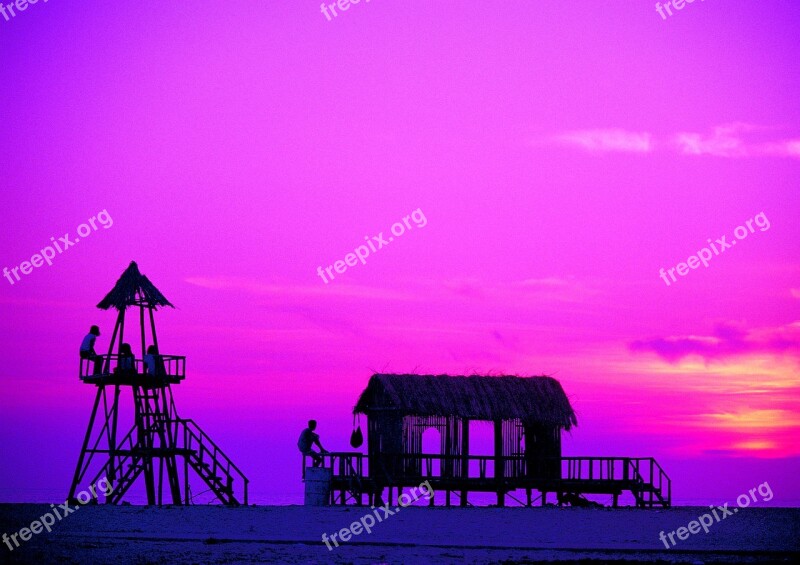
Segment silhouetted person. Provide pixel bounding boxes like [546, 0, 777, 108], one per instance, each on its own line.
[298, 420, 328, 467]
[79, 325, 103, 375]
[117, 343, 135, 374]
[143, 345, 160, 376]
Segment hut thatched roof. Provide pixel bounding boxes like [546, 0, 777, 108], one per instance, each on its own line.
[97, 261, 175, 311]
[354, 374, 577, 429]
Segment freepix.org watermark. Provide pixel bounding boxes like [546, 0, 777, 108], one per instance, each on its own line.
[320, 0, 373, 22]
[0, 0, 50, 23]
[2, 476, 114, 553]
[3, 209, 114, 286]
[658, 481, 773, 549]
[322, 480, 434, 551]
[659, 212, 769, 287]
[316, 208, 427, 284]
[655, 0, 706, 22]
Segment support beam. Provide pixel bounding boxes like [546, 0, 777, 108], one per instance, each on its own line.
[109, 386, 121, 485]
[68, 387, 103, 501]
[494, 420, 504, 507]
[460, 418, 469, 506]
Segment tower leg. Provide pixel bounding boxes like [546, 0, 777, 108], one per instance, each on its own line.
[144, 460, 156, 504]
[160, 387, 183, 505]
[68, 387, 103, 501]
[108, 386, 121, 486]
[135, 385, 157, 505]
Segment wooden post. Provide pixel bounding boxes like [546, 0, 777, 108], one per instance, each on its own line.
[148, 306, 159, 353]
[461, 418, 469, 506]
[68, 387, 103, 501]
[109, 386, 121, 485]
[103, 310, 123, 373]
[184, 449, 190, 505]
[494, 420, 504, 507]
[118, 309, 125, 355]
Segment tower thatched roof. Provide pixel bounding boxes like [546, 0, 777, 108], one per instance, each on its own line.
[354, 374, 577, 429]
[97, 261, 175, 311]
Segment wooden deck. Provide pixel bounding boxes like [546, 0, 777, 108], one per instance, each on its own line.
[303, 452, 671, 508]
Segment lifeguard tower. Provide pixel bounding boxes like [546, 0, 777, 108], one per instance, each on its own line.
[68, 261, 248, 506]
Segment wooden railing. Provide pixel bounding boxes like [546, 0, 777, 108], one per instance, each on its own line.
[302, 451, 364, 480]
[304, 453, 670, 482]
[628, 457, 672, 506]
[79, 353, 186, 380]
[302, 453, 670, 506]
[370, 453, 523, 481]
[181, 418, 249, 505]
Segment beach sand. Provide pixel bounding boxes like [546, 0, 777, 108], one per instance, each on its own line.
[1, 504, 798, 564]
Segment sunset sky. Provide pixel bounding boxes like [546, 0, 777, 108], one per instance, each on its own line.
[1, 1, 798, 506]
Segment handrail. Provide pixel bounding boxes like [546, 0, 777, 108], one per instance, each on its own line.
[299, 452, 670, 507]
[344, 454, 666, 493]
[179, 418, 249, 505]
[79, 354, 186, 380]
[302, 452, 364, 478]
[179, 419, 248, 479]
[83, 425, 139, 501]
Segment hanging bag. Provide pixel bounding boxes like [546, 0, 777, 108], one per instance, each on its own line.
[350, 414, 364, 448]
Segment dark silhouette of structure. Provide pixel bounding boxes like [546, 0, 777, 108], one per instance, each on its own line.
[303, 374, 671, 508]
[69, 261, 248, 506]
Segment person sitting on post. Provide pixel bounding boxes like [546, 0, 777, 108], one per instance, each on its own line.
[79, 325, 104, 375]
[297, 420, 328, 468]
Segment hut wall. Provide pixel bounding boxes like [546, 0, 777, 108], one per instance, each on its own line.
[501, 419, 526, 478]
[401, 415, 464, 478]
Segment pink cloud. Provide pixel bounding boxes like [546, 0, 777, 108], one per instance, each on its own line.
[554, 129, 653, 153]
[550, 124, 800, 159]
[761, 139, 800, 158]
[674, 124, 750, 157]
[629, 322, 800, 363]
[673, 124, 800, 159]
[184, 276, 415, 301]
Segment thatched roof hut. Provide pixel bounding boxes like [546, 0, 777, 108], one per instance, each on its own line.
[97, 261, 174, 311]
[354, 374, 577, 429]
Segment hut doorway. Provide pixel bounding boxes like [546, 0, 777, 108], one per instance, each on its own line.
[421, 427, 441, 476]
[468, 421, 495, 477]
[524, 424, 561, 480]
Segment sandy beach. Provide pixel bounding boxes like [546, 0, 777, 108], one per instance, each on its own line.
[1, 504, 797, 564]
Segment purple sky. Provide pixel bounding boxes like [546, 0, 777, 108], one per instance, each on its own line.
[1, 1, 799, 505]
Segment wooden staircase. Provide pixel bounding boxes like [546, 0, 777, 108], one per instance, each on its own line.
[83, 418, 248, 506]
[182, 418, 247, 506]
[625, 457, 671, 508]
